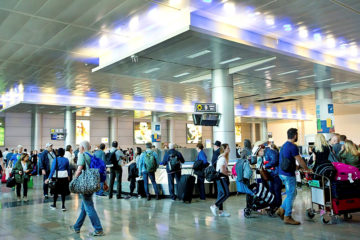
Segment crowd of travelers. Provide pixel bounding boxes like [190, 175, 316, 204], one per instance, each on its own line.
[1, 128, 360, 236]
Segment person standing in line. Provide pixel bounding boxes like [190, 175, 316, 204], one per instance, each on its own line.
[276, 128, 311, 225]
[209, 140, 221, 197]
[94, 143, 107, 197]
[65, 145, 76, 180]
[138, 142, 160, 201]
[160, 143, 185, 201]
[12, 153, 32, 202]
[45, 148, 70, 211]
[3, 148, 9, 167]
[108, 141, 126, 199]
[39, 143, 56, 199]
[10, 145, 24, 167]
[70, 141, 104, 237]
[194, 143, 208, 200]
[126, 147, 142, 198]
[339, 140, 360, 169]
[6, 148, 14, 167]
[210, 144, 231, 217]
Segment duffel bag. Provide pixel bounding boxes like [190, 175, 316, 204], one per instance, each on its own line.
[69, 168, 100, 194]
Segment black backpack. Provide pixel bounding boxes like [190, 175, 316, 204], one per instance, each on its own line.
[105, 151, 117, 167]
[205, 165, 219, 182]
[168, 153, 181, 172]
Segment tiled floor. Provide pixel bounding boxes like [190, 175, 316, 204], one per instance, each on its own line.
[0, 176, 359, 240]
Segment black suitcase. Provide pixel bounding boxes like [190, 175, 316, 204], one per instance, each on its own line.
[137, 179, 146, 197]
[177, 174, 196, 203]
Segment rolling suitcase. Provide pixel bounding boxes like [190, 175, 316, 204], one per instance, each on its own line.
[177, 174, 195, 203]
[332, 198, 360, 215]
[137, 179, 146, 197]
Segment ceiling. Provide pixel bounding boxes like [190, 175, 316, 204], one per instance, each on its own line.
[0, 0, 359, 118]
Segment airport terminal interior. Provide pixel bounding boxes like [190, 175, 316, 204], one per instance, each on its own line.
[1, 0, 360, 239]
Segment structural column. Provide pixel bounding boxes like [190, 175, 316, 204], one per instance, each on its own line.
[109, 116, 118, 145]
[212, 69, 236, 160]
[167, 119, 175, 144]
[151, 112, 161, 148]
[314, 64, 335, 135]
[261, 120, 268, 141]
[64, 106, 76, 148]
[31, 108, 42, 151]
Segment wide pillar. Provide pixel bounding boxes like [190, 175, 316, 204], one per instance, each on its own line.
[151, 112, 161, 148]
[212, 69, 236, 160]
[31, 108, 42, 151]
[64, 106, 76, 148]
[109, 116, 118, 145]
[261, 120, 268, 141]
[167, 119, 175, 144]
[314, 65, 335, 135]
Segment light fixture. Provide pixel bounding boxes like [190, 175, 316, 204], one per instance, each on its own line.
[313, 33, 322, 42]
[326, 35, 336, 48]
[331, 82, 349, 85]
[169, 0, 181, 7]
[233, 81, 245, 86]
[265, 15, 274, 26]
[296, 74, 316, 80]
[298, 26, 308, 39]
[174, 72, 190, 78]
[203, 0, 212, 2]
[349, 44, 358, 57]
[219, 57, 241, 64]
[223, 2, 236, 15]
[99, 35, 108, 47]
[277, 70, 299, 76]
[187, 50, 211, 59]
[254, 65, 276, 71]
[148, 8, 158, 19]
[314, 78, 334, 83]
[143, 68, 160, 74]
[129, 16, 139, 31]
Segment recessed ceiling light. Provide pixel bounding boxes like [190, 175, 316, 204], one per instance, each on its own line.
[143, 68, 160, 74]
[296, 74, 316, 80]
[187, 50, 211, 59]
[314, 78, 334, 83]
[173, 72, 190, 78]
[331, 82, 349, 85]
[254, 65, 276, 71]
[219, 57, 242, 65]
[277, 70, 299, 76]
[233, 81, 245, 86]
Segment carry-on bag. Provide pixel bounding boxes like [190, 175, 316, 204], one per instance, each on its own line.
[177, 174, 196, 203]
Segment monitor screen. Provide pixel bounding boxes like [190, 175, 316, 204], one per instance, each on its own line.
[134, 122, 152, 144]
[186, 123, 202, 144]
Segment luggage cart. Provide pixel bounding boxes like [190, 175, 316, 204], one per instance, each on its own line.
[305, 172, 354, 224]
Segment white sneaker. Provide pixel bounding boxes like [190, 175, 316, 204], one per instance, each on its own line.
[219, 211, 231, 217]
[210, 205, 218, 217]
[23, 197, 28, 202]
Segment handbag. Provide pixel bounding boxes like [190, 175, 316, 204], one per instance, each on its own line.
[259, 159, 271, 182]
[6, 176, 16, 188]
[69, 154, 100, 194]
[280, 152, 296, 173]
[49, 158, 58, 190]
[27, 176, 34, 189]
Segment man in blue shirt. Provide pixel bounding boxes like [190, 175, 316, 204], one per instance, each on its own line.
[94, 143, 106, 197]
[138, 142, 159, 201]
[276, 128, 310, 225]
[196, 143, 208, 200]
[160, 143, 185, 200]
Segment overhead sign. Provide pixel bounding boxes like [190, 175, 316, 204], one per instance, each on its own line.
[50, 128, 65, 140]
[195, 103, 216, 112]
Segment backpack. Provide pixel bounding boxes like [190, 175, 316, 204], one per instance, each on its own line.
[232, 163, 237, 177]
[105, 151, 117, 167]
[145, 152, 158, 173]
[168, 153, 181, 172]
[205, 165, 219, 182]
[235, 159, 253, 182]
[86, 152, 107, 182]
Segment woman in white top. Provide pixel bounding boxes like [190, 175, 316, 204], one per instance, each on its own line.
[210, 143, 232, 217]
[65, 145, 75, 178]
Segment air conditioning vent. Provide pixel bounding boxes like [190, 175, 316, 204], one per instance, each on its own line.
[256, 97, 284, 102]
[235, 94, 260, 100]
[268, 98, 298, 104]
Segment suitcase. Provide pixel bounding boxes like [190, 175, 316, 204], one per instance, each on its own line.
[177, 174, 196, 203]
[332, 162, 360, 181]
[332, 198, 360, 215]
[331, 180, 360, 199]
[1, 172, 7, 183]
[137, 179, 146, 197]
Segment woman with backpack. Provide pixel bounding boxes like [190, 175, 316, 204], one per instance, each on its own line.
[45, 148, 70, 211]
[210, 143, 231, 217]
[339, 140, 360, 169]
[12, 153, 32, 202]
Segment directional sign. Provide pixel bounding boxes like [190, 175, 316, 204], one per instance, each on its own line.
[195, 103, 216, 113]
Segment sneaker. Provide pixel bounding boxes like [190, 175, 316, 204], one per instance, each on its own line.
[17, 197, 21, 202]
[108, 195, 113, 199]
[124, 195, 131, 199]
[284, 216, 301, 225]
[50, 204, 56, 210]
[147, 195, 151, 201]
[156, 195, 160, 200]
[116, 195, 123, 199]
[69, 225, 80, 234]
[23, 197, 28, 202]
[275, 207, 285, 220]
[62, 207, 67, 212]
[210, 205, 218, 217]
[91, 231, 105, 236]
[44, 195, 49, 199]
[219, 211, 231, 217]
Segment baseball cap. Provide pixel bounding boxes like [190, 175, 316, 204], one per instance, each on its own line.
[214, 140, 222, 147]
[46, 143, 53, 148]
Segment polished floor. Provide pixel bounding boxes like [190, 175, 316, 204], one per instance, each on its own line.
[0, 177, 359, 240]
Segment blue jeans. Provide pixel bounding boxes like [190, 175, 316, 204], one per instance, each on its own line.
[143, 172, 159, 196]
[279, 175, 297, 216]
[197, 176, 206, 200]
[268, 173, 282, 208]
[74, 194, 103, 232]
[168, 171, 181, 199]
[215, 177, 230, 211]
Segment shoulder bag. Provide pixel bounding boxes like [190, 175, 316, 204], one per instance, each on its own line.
[49, 158, 58, 190]
[280, 151, 296, 173]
